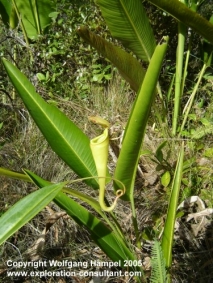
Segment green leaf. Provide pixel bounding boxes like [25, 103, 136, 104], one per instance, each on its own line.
[114, 37, 168, 201]
[0, 167, 31, 182]
[95, 0, 156, 62]
[204, 147, 213, 158]
[161, 171, 171, 188]
[155, 141, 167, 163]
[15, 0, 55, 39]
[0, 182, 65, 245]
[0, 0, 12, 21]
[24, 169, 107, 222]
[156, 150, 163, 163]
[0, 0, 18, 28]
[93, 73, 104, 82]
[148, 0, 213, 45]
[2, 58, 98, 189]
[36, 73, 46, 81]
[156, 141, 167, 153]
[55, 193, 144, 274]
[161, 143, 184, 269]
[49, 11, 59, 20]
[24, 171, 143, 275]
[200, 118, 211, 126]
[0, 168, 123, 239]
[77, 26, 146, 92]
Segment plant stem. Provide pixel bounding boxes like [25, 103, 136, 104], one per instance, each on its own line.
[33, 0, 41, 34]
[161, 142, 184, 280]
[131, 197, 141, 249]
[179, 62, 207, 135]
[12, 43, 17, 100]
[12, 0, 33, 61]
[172, 21, 187, 135]
[180, 31, 191, 97]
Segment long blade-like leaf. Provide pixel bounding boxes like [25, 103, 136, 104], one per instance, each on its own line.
[95, 0, 156, 61]
[77, 26, 146, 92]
[114, 37, 168, 201]
[0, 167, 124, 239]
[0, 167, 108, 224]
[161, 143, 184, 269]
[0, 167, 31, 182]
[24, 171, 144, 276]
[2, 58, 98, 189]
[55, 192, 144, 276]
[23, 169, 107, 220]
[148, 0, 213, 44]
[0, 182, 65, 245]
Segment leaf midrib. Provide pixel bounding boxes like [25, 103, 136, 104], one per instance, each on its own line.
[120, 0, 151, 61]
[16, 75, 94, 179]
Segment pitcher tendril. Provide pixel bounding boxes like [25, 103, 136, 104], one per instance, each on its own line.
[89, 116, 125, 211]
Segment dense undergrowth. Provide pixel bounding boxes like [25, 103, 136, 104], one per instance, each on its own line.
[0, 0, 213, 282]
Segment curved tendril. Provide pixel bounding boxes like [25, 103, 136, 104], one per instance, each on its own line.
[65, 176, 126, 212]
[98, 178, 125, 212]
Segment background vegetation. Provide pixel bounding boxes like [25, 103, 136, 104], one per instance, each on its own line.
[0, 0, 213, 282]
